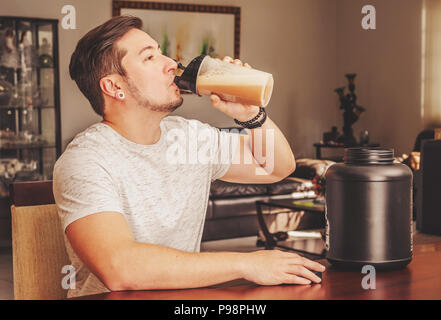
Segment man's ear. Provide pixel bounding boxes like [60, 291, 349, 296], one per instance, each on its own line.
[99, 75, 123, 99]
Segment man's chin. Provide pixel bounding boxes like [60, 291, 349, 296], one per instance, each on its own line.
[151, 96, 184, 113]
[170, 96, 184, 111]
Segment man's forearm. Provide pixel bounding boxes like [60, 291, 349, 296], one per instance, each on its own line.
[108, 242, 246, 291]
[247, 116, 296, 178]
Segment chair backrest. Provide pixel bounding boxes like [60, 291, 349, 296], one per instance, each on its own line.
[9, 181, 70, 300]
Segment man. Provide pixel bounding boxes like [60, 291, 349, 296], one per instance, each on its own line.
[54, 15, 325, 298]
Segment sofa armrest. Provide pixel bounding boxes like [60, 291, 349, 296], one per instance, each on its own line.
[291, 158, 335, 180]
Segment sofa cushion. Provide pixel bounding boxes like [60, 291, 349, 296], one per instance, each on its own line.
[202, 215, 260, 241]
[211, 195, 270, 219]
[266, 177, 314, 195]
[210, 180, 268, 199]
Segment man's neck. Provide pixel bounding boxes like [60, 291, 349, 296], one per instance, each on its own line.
[102, 108, 167, 146]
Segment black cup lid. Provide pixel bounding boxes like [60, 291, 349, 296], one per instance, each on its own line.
[344, 147, 394, 165]
[173, 55, 206, 93]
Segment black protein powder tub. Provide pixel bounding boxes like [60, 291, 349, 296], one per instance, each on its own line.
[325, 147, 413, 270]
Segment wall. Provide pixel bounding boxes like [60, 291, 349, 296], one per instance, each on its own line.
[336, 0, 423, 156]
[1, 0, 339, 158]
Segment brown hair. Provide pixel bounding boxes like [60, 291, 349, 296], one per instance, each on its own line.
[69, 15, 143, 116]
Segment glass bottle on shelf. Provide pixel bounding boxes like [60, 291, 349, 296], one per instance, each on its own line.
[0, 73, 12, 107]
[0, 28, 19, 72]
[8, 70, 19, 108]
[16, 36, 36, 144]
[38, 37, 53, 68]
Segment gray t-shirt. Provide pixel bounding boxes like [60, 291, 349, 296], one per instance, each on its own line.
[53, 116, 238, 298]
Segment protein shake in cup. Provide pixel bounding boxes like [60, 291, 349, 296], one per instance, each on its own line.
[174, 55, 274, 107]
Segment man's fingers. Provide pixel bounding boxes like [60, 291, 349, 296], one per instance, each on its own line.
[282, 274, 311, 285]
[288, 265, 321, 283]
[289, 257, 326, 273]
[210, 94, 221, 106]
[222, 56, 250, 68]
[210, 94, 227, 112]
[302, 259, 326, 273]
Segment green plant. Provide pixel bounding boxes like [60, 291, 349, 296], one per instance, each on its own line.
[161, 33, 169, 56]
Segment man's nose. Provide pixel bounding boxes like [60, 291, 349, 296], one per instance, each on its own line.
[164, 55, 178, 74]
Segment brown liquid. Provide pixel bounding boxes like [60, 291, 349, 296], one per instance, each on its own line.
[196, 76, 273, 107]
[198, 83, 263, 106]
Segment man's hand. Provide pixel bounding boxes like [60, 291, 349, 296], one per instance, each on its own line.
[241, 250, 325, 285]
[209, 56, 261, 122]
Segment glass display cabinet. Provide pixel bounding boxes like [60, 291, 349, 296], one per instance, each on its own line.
[0, 17, 61, 244]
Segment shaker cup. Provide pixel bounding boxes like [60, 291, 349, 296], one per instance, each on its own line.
[174, 55, 274, 107]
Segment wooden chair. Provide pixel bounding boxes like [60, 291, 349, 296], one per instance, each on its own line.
[9, 181, 70, 300]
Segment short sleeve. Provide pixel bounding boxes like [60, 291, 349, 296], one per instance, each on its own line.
[210, 127, 241, 182]
[53, 149, 124, 232]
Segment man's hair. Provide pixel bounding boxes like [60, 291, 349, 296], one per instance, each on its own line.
[69, 15, 143, 116]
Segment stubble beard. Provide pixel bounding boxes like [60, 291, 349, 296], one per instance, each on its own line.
[125, 77, 183, 113]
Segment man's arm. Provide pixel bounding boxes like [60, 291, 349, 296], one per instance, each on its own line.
[218, 113, 295, 184]
[66, 212, 325, 291]
[209, 58, 295, 184]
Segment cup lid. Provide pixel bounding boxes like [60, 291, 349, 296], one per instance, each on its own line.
[173, 55, 207, 94]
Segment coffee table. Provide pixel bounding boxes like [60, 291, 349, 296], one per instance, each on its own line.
[255, 198, 326, 259]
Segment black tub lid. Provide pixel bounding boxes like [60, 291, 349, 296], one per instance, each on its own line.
[344, 147, 394, 165]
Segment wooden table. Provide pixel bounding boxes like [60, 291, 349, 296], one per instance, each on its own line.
[76, 232, 441, 300]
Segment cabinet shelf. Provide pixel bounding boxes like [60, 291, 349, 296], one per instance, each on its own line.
[0, 143, 55, 150]
[0, 105, 55, 109]
[0, 17, 61, 245]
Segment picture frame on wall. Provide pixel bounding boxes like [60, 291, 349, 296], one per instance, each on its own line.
[112, 1, 241, 66]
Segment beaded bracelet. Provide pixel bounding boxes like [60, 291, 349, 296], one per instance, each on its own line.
[245, 108, 267, 129]
[233, 107, 267, 129]
[233, 107, 263, 126]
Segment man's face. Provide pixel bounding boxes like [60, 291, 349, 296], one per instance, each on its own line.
[117, 28, 183, 112]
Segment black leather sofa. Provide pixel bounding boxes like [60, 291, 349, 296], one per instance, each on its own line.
[201, 158, 334, 241]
